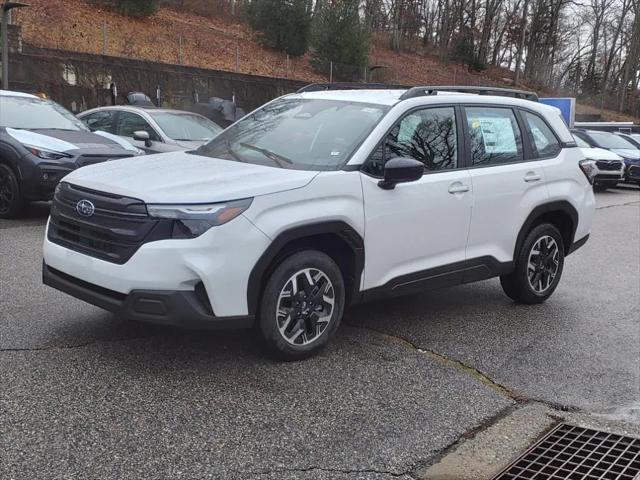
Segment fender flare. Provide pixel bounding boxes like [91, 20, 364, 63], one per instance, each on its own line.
[246, 221, 364, 315]
[514, 201, 579, 258]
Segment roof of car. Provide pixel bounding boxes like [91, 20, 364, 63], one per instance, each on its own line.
[0, 89, 39, 99]
[291, 88, 553, 112]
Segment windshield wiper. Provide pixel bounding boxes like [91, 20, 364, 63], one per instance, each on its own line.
[239, 143, 293, 168]
[226, 140, 247, 163]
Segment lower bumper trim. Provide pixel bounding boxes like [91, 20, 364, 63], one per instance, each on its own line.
[43, 263, 254, 330]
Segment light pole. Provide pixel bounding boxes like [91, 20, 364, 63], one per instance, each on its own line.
[1, 1, 29, 90]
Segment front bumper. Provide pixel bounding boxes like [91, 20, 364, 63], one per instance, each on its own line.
[21, 157, 76, 201]
[43, 214, 272, 318]
[625, 164, 640, 182]
[43, 263, 253, 329]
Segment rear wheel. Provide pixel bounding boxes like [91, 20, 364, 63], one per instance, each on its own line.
[0, 163, 23, 219]
[500, 223, 565, 304]
[257, 250, 345, 360]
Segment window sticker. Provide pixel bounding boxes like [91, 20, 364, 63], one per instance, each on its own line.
[473, 117, 517, 154]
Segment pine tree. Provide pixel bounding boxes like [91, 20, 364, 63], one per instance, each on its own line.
[246, 0, 312, 57]
[310, 0, 369, 80]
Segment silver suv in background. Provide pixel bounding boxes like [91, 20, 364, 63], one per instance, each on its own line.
[78, 106, 223, 154]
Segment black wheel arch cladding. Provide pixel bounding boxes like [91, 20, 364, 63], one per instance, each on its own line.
[247, 221, 364, 316]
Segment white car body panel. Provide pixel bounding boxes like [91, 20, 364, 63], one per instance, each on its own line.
[466, 160, 549, 263]
[62, 152, 319, 204]
[43, 215, 270, 316]
[361, 169, 473, 289]
[244, 171, 366, 241]
[542, 148, 595, 242]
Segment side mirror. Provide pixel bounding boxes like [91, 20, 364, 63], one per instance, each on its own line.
[378, 157, 424, 190]
[133, 130, 152, 148]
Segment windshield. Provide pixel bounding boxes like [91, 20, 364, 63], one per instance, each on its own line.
[589, 132, 638, 150]
[573, 135, 591, 148]
[150, 111, 222, 142]
[195, 98, 389, 170]
[0, 95, 89, 131]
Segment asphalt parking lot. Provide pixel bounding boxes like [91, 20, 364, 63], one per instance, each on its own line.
[1, 187, 639, 479]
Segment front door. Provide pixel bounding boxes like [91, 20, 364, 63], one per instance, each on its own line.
[360, 105, 473, 294]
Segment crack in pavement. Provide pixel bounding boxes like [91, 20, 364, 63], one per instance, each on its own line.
[344, 321, 521, 401]
[595, 200, 640, 210]
[0, 334, 160, 353]
[343, 321, 582, 416]
[239, 465, 416, 478]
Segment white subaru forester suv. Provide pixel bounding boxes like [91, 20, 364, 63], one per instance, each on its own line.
[43, 85, 595, 360]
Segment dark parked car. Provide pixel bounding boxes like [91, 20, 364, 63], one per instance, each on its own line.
[0, 90, 142, 219]
[572, 129, 640, 185]
[78, 106, 223, 154]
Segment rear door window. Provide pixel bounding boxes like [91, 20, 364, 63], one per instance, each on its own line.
[465, 107, 524, 166]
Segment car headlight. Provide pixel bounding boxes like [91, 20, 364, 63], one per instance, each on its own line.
[24, 144, 72, 160]
[579, 159, 598, 184]
[147, 198, 253, 238]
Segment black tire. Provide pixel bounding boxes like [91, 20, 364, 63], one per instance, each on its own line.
[257, 250, 345, 361]
[500, 223, 565, 304]
[593, 183, 608, 192]
[0, 163, 24, 219]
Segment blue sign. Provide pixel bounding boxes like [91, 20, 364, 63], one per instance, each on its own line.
[540, 97, 576, 128]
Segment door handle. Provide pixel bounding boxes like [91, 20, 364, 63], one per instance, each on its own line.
[448, 183, 470, 194]
[524, 172, 542, 183]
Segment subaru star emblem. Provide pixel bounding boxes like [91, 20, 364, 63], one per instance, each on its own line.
[76, 199, 95, 217]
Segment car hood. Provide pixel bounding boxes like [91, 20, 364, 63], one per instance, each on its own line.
[6, 128, 140, 155]
[609, 148, 640, 160]
[580, 147, 622, 161]
[63, 151, 319, 204]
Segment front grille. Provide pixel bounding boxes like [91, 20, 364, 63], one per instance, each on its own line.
[492, 423, 640, 480]
[48, 182, 170, 264]
[596, 160, 623, 171]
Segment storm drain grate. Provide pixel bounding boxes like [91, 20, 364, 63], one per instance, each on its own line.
[492, 423, 640, 480]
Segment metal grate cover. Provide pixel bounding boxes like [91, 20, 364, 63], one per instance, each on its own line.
[492, 423, 640, 480]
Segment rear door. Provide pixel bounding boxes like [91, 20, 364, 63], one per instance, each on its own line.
[464, 105, 549, 270]
[360, 105, 473, 293]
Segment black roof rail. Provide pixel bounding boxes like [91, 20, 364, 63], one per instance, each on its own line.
[297, 82, 408, 93]
[399, 85, 539, 102]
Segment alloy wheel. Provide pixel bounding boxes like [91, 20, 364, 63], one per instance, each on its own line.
[276, 268, 335, 346]
[527, 235, 560, 293]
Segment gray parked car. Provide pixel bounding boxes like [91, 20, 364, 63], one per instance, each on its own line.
[78, 106, 223, 154]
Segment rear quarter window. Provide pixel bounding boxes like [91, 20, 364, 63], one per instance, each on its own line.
[522, 111, 561, 158]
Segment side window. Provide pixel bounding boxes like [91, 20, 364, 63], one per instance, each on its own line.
[82, 111, 116, 133]
[465, 107, 523, 166]
[522, 111, 561, 158]
[116, 112, 161, 141]
[364, 106, 458, 177]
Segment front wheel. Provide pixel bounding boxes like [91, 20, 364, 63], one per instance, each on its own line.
[500, 223, 565, 304]
[0, 163, 24, 219]
[257, 250, 345, 360]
